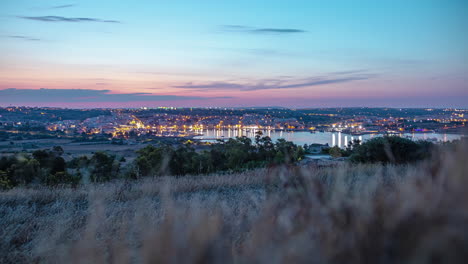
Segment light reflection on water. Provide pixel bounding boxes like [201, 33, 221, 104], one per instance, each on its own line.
[193, 129, 464, 148]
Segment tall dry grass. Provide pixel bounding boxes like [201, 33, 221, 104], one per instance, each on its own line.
[1, 142, 467, 263]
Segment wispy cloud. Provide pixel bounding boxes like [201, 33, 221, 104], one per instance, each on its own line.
[222, 25, 306, 34]
[330, 69, 368, 75]
[252, 28, 306, 34]
[0, 89, 228, 103]
[173, 72, 373, 91]
[50, 4, 76, 9]
[18, 16, 120, 23]
[6, 35, 41, 41]
[174, 82, 246, 90]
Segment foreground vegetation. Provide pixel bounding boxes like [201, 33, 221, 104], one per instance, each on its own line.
[327, 135, 434, 163]
[0, 140, 467, 263]
[1, 135, 444, 189]
[0, 134, 305, 188]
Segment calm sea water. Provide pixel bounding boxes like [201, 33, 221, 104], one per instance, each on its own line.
[194, 129, 464, 148]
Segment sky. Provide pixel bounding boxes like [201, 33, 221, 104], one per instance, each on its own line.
[0, 0, 467, 108]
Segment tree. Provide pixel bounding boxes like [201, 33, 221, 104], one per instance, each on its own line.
[349, 136, 433, 164]
[257, 136, 275, 161]
[329, 146, 343, 158]
[32, 149, 50, 167]
[136, 145, 174, 176]
[90, 152, 120, 182]
[45, 171, 80, 186]
[274, 138, 303, 164]
[11, 158, 40, 185]
[133, 136, 305, 177]
[51, 157, 66, 174]
[52, 146, 64, 156]
[254, 130, 263, 145]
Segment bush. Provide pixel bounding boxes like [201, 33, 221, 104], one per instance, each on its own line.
[135, 136, 305, 177]
[89, 152, 120, 182]
[0, 170, 12, 190]
[349, 136, 433, 164]
[328, 146, 343, 158]
[44, 171, 81, 186]
[1, 148, 80, 188]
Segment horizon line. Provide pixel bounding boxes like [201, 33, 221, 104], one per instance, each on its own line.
[1, 106, 466, 110]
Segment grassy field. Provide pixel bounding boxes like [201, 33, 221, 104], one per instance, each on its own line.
[1, 142, 467, 263]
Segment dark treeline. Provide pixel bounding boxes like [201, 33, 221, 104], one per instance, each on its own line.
[134, 133, 305, 177]
[0, 135, 451, 190]
[0, 146, 81, 189]
[348, 136, 435, 164]
[324, 136, 435, 164]
[0, 133, 305, 189]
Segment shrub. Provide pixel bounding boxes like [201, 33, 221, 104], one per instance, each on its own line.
[0, 170, 12, 190]
[134, 137, 305, 177]
[328, 146, 343, 158]
[349, 136, 433, 164]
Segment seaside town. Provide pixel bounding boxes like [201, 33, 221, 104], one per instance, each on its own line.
[0, 107, 466, 141]
[2, 1, 468, 262]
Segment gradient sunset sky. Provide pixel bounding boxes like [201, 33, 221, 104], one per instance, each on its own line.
[1, 0, 467, 108]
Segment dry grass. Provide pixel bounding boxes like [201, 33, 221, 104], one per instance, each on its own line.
[1, 142, 467, 263]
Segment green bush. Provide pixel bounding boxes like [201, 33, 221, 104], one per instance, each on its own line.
[135, 136, 305, 177]
[1, 148, 82, 188]
[0, 170, 12, 190]
[89, 152, 120, 182]
[328, 146, 343, 158]
[349, 136, 433, 164]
